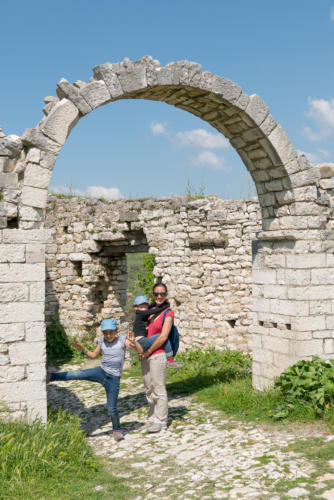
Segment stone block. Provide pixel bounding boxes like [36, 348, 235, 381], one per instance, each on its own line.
[116, 60, 148, 93]
[19, 206, 44, 222]
[80, 80, 111, 109]
[26, 147, 41, 163]
[252, 269, 276, 284]
[205, 74, 242, 104]
[69, 252, 91, 262]
[0, 323, 25, 342]
[0, 381, 45, 402]
[0, 135, 22, 157]
[263, 284, 287, 299]
[21, 186, 48, 209]
[0, 245, 25, 263]
[270, 298, 308, 316]
[259, 115, 277, 136]
[56, 78, 92, 115]
[27, 363, 46, 381]
[23, 163, 52, 189]
[292, 316, 326, 332]
[22, 128, 62, 154]
[312, 268, 334, 285]
[296, 339, 323, 356]
[40, 151, 57, 170]
[0, 263, 45, 282]
[0, 303, 44, 324]
[25, 322, 45, 342]
[0, 283, 28, 302]
[277, 269, 310, 286]
[0, 201, 17, 219]
[9, 341, 45, 365]
[268, 125, 298, 165]
[263, 335, 290, 354]
[40, 99, 79, 145]
[0, 172, 19, 188]
[286, 254, 326, 269]
[29, 282, 45, 301]
[245, 94, 270, 126]
[324, 338, 334, 354]
[26, 243, 45, 264]
[2, 229, 51, 244]
[93, 62, 124, 98]
[0, 365, 25, 382]
[27, 398, 47, 423]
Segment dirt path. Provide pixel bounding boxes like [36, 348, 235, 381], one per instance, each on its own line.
[47, 364, 334, 499]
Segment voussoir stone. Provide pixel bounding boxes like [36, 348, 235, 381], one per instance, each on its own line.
[93, 63, 124, 98]
[246, 94, 270, 127]
[79, 80, 111, 109]
[56, 78, 92, 115]
[39, 99, 79, 145]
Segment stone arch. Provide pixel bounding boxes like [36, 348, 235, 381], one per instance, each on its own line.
[17, 56, 307, 225]
[1, 56, 334, 422]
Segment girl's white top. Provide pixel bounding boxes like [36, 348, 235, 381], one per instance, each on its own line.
[97, 335, 126, 376]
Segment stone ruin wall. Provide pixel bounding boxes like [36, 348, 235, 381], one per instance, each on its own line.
[45, 194, 261, 352]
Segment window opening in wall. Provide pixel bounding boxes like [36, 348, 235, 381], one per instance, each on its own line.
[273, 322, 277, 329]
[7, 217, 18, 228]
[124, 252, 155, 323]
[73, 261, 83, 278]
[259, 321, 264, 326]
[227, 319, 236, 328]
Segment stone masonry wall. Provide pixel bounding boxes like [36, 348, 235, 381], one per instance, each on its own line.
[45, 194, 261, 351]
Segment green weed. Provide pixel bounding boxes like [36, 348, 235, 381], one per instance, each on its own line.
[0, 407, 131, 499]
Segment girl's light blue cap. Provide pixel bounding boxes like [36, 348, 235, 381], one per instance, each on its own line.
[101, 318, 117, 331]
[134, 295, 149, 305]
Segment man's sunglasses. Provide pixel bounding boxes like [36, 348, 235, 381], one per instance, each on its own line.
[153, 292, 167, 297]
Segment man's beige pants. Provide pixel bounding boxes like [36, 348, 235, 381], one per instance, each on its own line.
[141, 352, 168, 428]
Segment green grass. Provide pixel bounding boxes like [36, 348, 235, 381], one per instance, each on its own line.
[0, 408, 132, 500]
[127, 348, 333, 426]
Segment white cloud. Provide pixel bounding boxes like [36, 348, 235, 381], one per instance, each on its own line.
[175, 128, 229, 150]
[150, 121, 167, 136]
[331, 7, 334, 21]
[192, 151, 229, 171]
[49, 185, 123, 200]
[304, 97, 334, 141]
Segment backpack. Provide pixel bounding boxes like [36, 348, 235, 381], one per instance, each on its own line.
[162, 308, 179, 356]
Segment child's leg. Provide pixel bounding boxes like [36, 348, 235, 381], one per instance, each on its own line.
[163, 338, 173, 358]
[136, 334, 160, 353]
[103, 374, 121, 430]
[50, 366, 104, 384]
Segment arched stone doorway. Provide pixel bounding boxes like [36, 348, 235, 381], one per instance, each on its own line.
[1, 56, 333, 422]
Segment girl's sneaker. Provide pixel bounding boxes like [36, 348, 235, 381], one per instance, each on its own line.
[113, 430, 124, 442]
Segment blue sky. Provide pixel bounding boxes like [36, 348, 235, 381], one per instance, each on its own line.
[1, 0, 334, 199]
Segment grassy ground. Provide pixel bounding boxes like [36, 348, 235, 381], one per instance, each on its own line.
[0, 408, 132, 500]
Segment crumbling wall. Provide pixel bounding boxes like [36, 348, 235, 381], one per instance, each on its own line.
[45, 194, 261, 351]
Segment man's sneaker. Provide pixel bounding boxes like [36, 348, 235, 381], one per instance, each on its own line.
[146, 423, 166, 433]
[167, 359, 183, 369]
[113, 430, 124, 442]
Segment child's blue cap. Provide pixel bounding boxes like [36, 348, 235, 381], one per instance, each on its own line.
[101, 318, 117, 331]
[134, 295, 149, 306]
